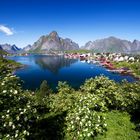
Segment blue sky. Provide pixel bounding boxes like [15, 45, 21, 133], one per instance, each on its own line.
[0, 0, 140, 48]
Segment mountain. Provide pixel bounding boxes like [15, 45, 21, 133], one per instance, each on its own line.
[22, 44, 32, 52]
[131, 40, 140, 53]
[28, 31, 79, 53]
[0, 46, 3, 50]
[0, 44, 21, 54]
[83, 37, 140, 53]
[0, 46, 8, 56]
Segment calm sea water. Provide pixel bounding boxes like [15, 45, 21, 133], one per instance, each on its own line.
[8, 55, 136, 90]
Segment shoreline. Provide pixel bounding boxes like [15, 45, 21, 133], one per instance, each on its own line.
[12, 64, 28, 74]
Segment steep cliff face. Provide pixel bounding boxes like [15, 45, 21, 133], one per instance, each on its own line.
[83, 37, 140, 53]
[22, 45, 32, 52]
[131, 40, 140, 53]
[29, 31, 79, 53]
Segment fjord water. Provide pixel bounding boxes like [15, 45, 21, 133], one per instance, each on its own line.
[8, 55, 136, 90]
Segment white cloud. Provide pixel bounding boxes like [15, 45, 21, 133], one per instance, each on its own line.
[0, 25, 14, 36]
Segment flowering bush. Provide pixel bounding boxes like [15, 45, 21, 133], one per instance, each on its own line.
[65, 93, 107, 139]
[80, 76, 140, 111]
[0, 58, 140, 139]
[49, 82, 108, 139]
[0, 73, 38, 139]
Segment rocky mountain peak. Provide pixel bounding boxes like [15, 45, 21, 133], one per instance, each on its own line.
[29, 31, 79, 53]
[0, 44, 20, 53]
[23, 44, 32, 52]
[49, 31, 58, 38]
[83, 37, 140, 54]
[133, 40, 140, 45]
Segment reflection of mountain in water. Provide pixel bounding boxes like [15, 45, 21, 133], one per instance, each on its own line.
[35, 55, 78, 73]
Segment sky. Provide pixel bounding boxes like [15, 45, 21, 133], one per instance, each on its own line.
[0, 0, 140, 48]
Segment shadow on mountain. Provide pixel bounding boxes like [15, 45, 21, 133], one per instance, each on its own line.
[35, 55, 78, 73]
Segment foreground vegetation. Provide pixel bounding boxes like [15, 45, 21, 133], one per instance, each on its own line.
[113, 61, 140, 78]
[0, 58, 22, 72]
[0, 58, 140, 140]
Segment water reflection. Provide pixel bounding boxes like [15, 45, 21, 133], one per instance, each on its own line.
[34, 55, 78, 73]
[7, 55, 137, 91]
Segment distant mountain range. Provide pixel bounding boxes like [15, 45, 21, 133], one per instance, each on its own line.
[0, 44, 21, 54]
[82, 36, 140, 54]
[22, 45, 32, 52]
[1, 33, 140, 54]
[0, 45, 8, 55]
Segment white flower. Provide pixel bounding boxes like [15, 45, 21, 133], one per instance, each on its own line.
[2, 115, 5, 119]
[88, 110, 90, 113]
[104, 123, 107, 127]
[6, 114, 9, 118]
[12, 125, 15, 129]
[20, 112, 24, 115]
[1, 82, 5, 86]
[27, 132, 30, 136]
[76, 117, 80, 120]
[71, 121, 74, 124]
[3, 90, 7, 93]
[83, 128, 88, 132]
[71, 125, 74, 129]
[15, 133, 18, 138]
[23, 109, 26, 112]
[6, 134, 10, 137]
[96, 124, 99, 127]
[87, 133, 91, 137]
[82, 119, 85, 122]
[23, 130, 27, 135]
[14, 90, 18, 94]
[9, 121, 13, 126]
[10, 89, 13, 93]
[16, 116, 20, 121]
[27, 105, 30, 108]
[77, 131, 80, 134]
[80, 121, 83, 126]
[3, 123, 6, 127]
[7, 110, 10, 113]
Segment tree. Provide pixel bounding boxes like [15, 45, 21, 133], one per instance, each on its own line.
[39, 80, 52, 98]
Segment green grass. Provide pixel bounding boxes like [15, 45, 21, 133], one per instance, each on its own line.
[0, 58, 22, 71]
[0, 49, 8, 56]
[95, 111, 140, 140]
[65, 49, 91, 54]
[113, 61, 140, 77]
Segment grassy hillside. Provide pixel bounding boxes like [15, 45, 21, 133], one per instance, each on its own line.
[0, 58, 140, 139]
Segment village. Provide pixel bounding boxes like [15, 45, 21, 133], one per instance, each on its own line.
[64, 52, 140, 79]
